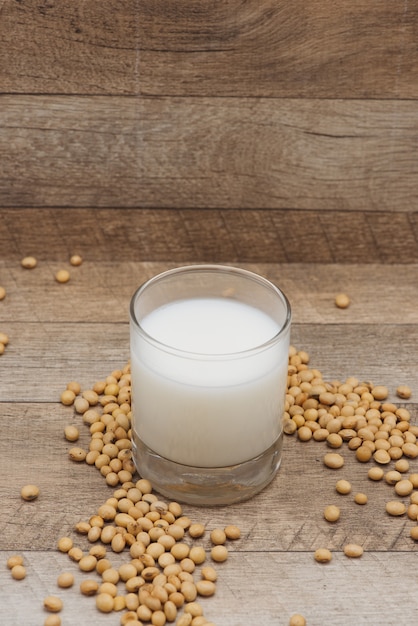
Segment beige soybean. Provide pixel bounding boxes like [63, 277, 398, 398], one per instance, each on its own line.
[184, 601, 204, 617]
[57, 537, 73, 552]
[96, 592, 114, 613]
[21, 256, 37, 269]
[386, 501, 406, 516]
[211, 545, 228, 562]
[324, 505, 340, 522]
[336, 479, 351, 495]
[354, 493, 368, 505]
[0, 286, 6, 300]
[196, 580, 216, 597]
[11, 565, 26, 580]
[189, 546, 206, 565]
[21, 484, 40, 501]
[70, 254, 83, 266]
[385, 470, 402, 485]
[394, 479, 414, 497]
[201, 566, 217, 582]
[373, 449, 391, 464]
[188, 523, 205, 539]
[224, 524, 241, 540]
[43, 596, 63, 613]
[55, 269, 70, 283]
[368, 467, 384, 481]
[343, 544, 364, 558]
[60, 389, 76, 406]
[397, 385, 412, 399]
[57, 572, 74, 588]
[314, 548, 332, 563]
[64, 425, 79, 442]
[44, 616, 62, 626]
[395, 459, 409, 474]
[210, 528, 226, 545]
[7, 555, 24, 569]
[335, 293, 350, 309]
[68, 447, 87, 462]
[79, 555, 97, 572]
[289, 615, 307, 626]
[323, 453, 344, 469]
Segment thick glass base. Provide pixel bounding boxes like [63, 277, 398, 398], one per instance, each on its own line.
[132, 431, 283, 506]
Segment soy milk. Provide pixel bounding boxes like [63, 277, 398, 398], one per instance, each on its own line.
[130, 297, 288, 467]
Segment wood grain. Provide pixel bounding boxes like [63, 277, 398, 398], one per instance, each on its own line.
[1, 238, 418, 622]
[1, 260, 417, 401]
[1, 208, 418, 264]
[2, 97, 418, 215]
[2, 1, 418, 99]
[1, 260, 418, 324]
[2, 550, 418, 625]
[2, 402, 418, 553]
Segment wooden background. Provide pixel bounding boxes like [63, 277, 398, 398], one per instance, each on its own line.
[1, 0, 418, 263]
[1, 2, 418, 625]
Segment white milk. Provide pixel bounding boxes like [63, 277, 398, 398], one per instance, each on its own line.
[130, 297, 289, 467]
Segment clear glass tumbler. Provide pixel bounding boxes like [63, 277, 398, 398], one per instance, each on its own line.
[130, 264, 291, 505]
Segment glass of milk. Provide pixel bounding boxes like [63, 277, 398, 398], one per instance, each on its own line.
[130, 265, 291, 505]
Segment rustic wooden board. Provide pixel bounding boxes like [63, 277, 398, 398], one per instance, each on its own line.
[2, 402, 418, 554]
[1, 259, 417, 401]
[1, 260, 418, 323]
[2, 320, 417, 402]
[2, 208, 418, 263]
[2, 1, 418, 99]
[2, 97, 418, 213]
[1, 256, 417, 623]
[2, 550, 418, 626]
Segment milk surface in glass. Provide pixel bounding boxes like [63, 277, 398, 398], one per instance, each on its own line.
[131, 297, 287, 467]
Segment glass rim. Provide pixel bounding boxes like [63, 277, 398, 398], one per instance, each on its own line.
[130, 264, 292, 359]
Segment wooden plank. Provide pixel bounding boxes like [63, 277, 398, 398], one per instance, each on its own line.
[1, 208, 418, 264]
[0, 0, 140, 95]
[2, 1, 418, 99]
[1, 259, 417, 400]
[1, 260, 418, 325]
[2, 208, 418, 264]
[2, 550, 418, 625]
[1, 319, 417, 402]
[2, 98, 418, 215]
[2, 402, 418, 553]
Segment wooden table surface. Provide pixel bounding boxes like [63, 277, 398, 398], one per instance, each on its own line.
[2, 2, 418, 624]
[1, 215, 417, 625]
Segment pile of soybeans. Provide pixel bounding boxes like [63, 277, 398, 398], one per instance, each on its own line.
[57, 361, 242, 626]
[13, 343, 415, 626]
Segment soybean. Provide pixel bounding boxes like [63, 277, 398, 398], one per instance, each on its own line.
[44, 616, 61, 626]
[354, 493, 368, 505]
[57, 572, 74, 588]
[211, 545, 228, 562]
[314, 548, 332, 563]
[70, 254, 83, 266]
[397, 385, 412, 399]
[7, 555, 24, 569]
[386, 501, 406, 516]
[323, 453, 344, 469]
[336, 479, 351, 495]
[335, 293, 350, 309]
[43, 596, 63, 613]
[343, 544, 364, 558]
[21, 256, 37, 269]
[11, 564, 26, 580]
[20, 484, 40, 501]
[55, 270, 70, 283]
